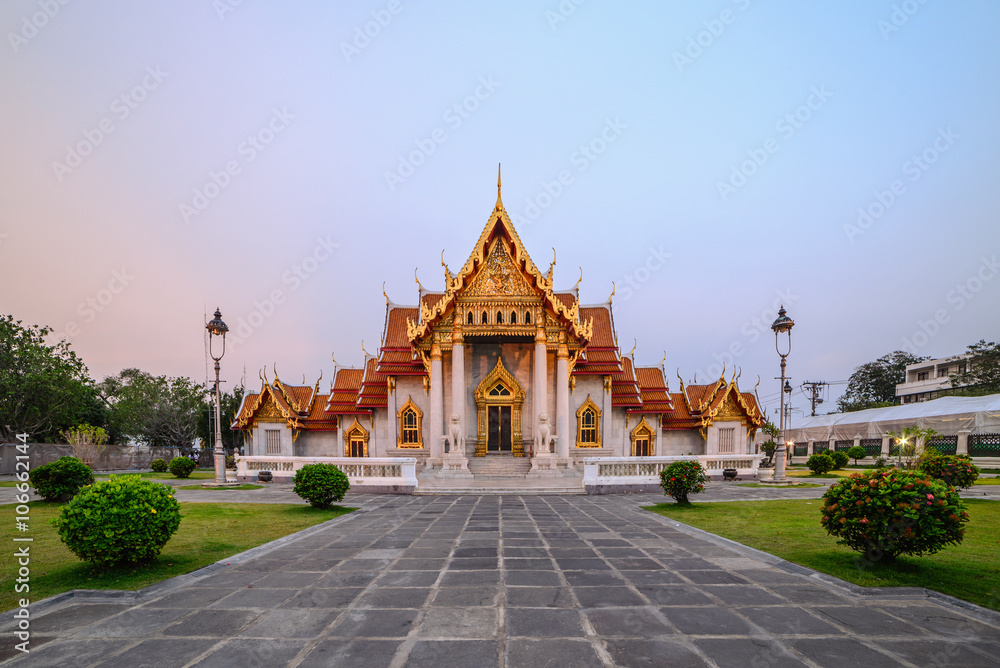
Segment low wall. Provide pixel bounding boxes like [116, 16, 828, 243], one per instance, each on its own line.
[583, 454, 763, 495]
[236, 456, 418, 494]
[0, 443, 182, 475]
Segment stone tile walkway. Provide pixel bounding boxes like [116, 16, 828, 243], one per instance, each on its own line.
[4, 494, 1000, 667]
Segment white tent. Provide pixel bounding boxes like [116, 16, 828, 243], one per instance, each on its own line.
[786, 394, 1000, 442]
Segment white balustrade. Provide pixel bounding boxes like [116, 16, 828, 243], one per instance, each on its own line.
[235, 456, 418, 488]
[582, 455, 763, 486]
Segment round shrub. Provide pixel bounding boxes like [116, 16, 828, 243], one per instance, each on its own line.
[659, 461, 709, 504]
[53, 475, 181, 567]
[847, 446, 868, 465]
[150, 458, 168, 473]
[168, 456, 197, 478]
[830, 450, 850, 470]
[807, 452, 834, 475]
[820, 469, 968, 560]
[918, 453, 979, 490]
[28, 456, 94, 502]
[293, 463, 350, 508]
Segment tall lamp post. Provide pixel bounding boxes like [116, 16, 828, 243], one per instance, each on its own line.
[206, 308, 229, 484]
[770, 306, 794, 483]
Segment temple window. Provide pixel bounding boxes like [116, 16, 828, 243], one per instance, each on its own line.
[630, 417, 654, 456]
[510, 311, 517, 324]
[482, 311, 488, 324]
[344, 419, 369, 457]
[524, 311, 531, 324]
[467, 312, 474, 325]
[575, 396, 602, 447]
[488, 381, 511, 397]
[397, 397, 423, 448]
[718, 427, 735, 454]
[265, 428, 281, 454]
[496, 311, 503, 324]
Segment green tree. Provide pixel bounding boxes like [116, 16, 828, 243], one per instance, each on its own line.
[950, 340, 1000, 394]
[196, 385, 245, 451]
[98, 369, 205, 449]
[837, 351, 927, 413]
[0, 315, 102, 442]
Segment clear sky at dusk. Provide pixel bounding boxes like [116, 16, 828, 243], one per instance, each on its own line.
[2, 1, 998, 420]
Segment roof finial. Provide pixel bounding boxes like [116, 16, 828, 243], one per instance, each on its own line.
[574, 267, 583, 292]
[361, 340, 369, 358]
[382, 282, 389, 306]
[414, 268, 423, 292]
[609, 281, 616, 304]
[495, 163, 503, 210]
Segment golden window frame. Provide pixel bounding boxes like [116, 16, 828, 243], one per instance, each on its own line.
[344, 417, 369, 457]
[575, 395, 602, 448]
[630, 416, 655, 456]
[396, 396, 423, 448]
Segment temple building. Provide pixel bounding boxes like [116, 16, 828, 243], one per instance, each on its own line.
[232, 173, 766, 486]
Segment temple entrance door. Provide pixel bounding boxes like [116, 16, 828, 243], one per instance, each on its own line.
[487, 405, 512, 452]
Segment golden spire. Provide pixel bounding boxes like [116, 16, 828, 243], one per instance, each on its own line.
[495, 163, 503, 210]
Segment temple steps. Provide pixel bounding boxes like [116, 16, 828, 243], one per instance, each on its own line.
[467, 456, 532, 478]
[414, 456, 585, 495]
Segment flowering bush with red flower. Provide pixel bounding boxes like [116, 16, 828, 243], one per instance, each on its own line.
[659, 461, 710, 504]
[820, 469, 968, 560]
[918, 452, 979, 490]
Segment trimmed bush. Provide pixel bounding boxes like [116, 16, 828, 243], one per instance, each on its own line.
[847, 446, 867, 465]
[150, 458, 168, 473]
[918, 453, 979, 490]
[807, 452, 834, 475]
[830, 450, 850, 470]
[53, 475, 181, 566]
[873, 456, 890, 469]
[659, 461, 709, 504]
[820, 469, 968, 560]
[28, 456, 94, 502]
[168, 456, 197, 478]
[293, 463, 350, 508]
[226, 455, 236, 470]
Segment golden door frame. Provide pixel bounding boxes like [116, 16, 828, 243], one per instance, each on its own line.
[473, 357, 525, 457]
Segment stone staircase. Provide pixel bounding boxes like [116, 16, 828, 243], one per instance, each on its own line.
[467, 455, 532, 478]
[414, 455, 585, 495]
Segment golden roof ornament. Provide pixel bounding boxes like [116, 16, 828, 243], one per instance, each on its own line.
[495, 163, 503, 211]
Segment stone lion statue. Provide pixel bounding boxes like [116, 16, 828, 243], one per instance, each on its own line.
[535, 413, 553, 454]
[448, 413, 465, 455]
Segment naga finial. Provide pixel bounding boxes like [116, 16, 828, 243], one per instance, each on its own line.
[414, 268, 423, 292]
[609, 281, 616, 304]
[382, 282, 389, 305]
[574, 267, 583, 292]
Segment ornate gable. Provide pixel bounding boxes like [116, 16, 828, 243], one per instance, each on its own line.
[464, 237, 536, 298]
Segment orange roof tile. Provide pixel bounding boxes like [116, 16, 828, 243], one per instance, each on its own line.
[612, 356, 642, 407]
[633, 367, 674, 413]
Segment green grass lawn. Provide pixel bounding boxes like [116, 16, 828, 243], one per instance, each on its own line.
[736, 482, 825, 489]
[0, 501, 353, 612]
[176, 484, 263, 491]
[975, 478, 1000, 485]
[645, 498, 1000, 611]
[785, 469, 853, 479]
[95, 471, 217, 481]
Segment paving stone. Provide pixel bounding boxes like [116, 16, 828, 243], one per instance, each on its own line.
[162, 609, 260, 637]
[449, 557, 498, 570]
[356, 586, 431, 608]
[145, 587, 237, 608]
[298, 638, 403, 668]
[77, 606, 192, 637]
[874, 604, 1000, 643]
[454, 547, 497, 558]
[502, 546, 549, 558]
[503, 570, 562, 586]
[563, 570, 625, 587]
[693, 637, 808, 668]
[814, 606, 929, 637]
[504, 586, 575, 608]
[572, 586, 647, 608]
[506, 608, 585, 637]
[771, 585, 850, 605]
[585, 607, 675, 637]
[555, 557, 611, 570]
[739, 606, 844, 635]
[679, 570, 751, 585]
[4, 638, 131, 667]
[405, 640, 499, 668]
[190, 638, 304, 668]
[417, 608, 499, 638]
[506, 638, 604, 668]
[315, 571, 378, 588]
[95, 637, 219, 667]
[329, 608, 419, 637]
[431, 586, 499, 607]
[390, 558, 448, 571]
[503, 558, 554, 571]
[30, 604, 130, 634]
[605, 638, 711, 667]
[621, 570, 685, 586]
[659, 606, 756, 636]
[700, 585, 787, 605]
[239, 608, 340, 638]
[189, 571, 266, 589]
[377, 570, 440, 587]
[211, 588, 296, 609]
[876, 640, 1000, 667]
[786, 638, 908, 667]
[440, 570, 501, 586]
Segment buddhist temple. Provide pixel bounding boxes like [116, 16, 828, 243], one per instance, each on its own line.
[232, 170, 766, 490]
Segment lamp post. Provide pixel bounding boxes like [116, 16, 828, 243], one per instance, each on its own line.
[206, 308, 229, 484]
[770, 306, 794, 483]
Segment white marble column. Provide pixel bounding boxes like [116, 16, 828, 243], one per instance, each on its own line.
[534, 327, 548, 451]
[556, 343, 570, 459]
[430, 344, 443, 462]
[451, 331, 465, 455]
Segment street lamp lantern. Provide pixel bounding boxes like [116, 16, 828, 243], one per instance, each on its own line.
[206, 308, 228, 484]
[769, 306, 795, 483]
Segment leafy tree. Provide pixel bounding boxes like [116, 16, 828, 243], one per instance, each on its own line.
[0, 315, 101, 442]
[837, 351, 927, 413]
[62, 423, 109, 468]
[950, 340, 1000, 394]
[98, 369, 205, 449]
[847, 445, 868, 465]
[196, 385, 245, 451]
